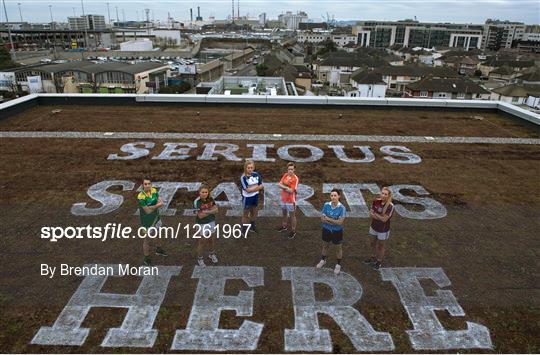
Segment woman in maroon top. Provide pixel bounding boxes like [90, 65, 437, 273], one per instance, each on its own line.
[364, 187, 394, 270]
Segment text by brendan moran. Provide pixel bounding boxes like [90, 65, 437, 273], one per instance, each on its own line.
[40, 263, 159, 278]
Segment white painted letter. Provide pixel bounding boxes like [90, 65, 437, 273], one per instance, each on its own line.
[31, 264, 180, 347]
[380, 267, 492, 350]
[277, 144, 324, 163]
[390, 185, 447, 219]
[152, 142, 197, 160]
[172, 266, 264, 351]
[107, 141, 154, 160]
[282, 267, 394, 352]
[197, 143, 241, 161]
[71, 180, 134, 216]
[247, 143, 275, 162]
[329, 145, 375, 163]
[381, 146, 422, 164]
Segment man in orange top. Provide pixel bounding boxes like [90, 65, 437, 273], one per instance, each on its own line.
[277, 162, 299, 239]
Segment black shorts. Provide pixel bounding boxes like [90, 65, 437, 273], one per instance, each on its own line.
[322, 228, 343, 245]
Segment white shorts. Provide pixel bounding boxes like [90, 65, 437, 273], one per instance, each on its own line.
[368, 226, 390, 240]
[280, 202, 296, 212]
[198, 221, 217, 236]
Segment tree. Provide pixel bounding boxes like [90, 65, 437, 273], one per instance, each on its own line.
[256, 63, 269, 76]
[0, 47, 19, 70]
[316, 39, 338, 57]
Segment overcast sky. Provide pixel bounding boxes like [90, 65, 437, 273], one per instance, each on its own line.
[1, 0, 538, 25]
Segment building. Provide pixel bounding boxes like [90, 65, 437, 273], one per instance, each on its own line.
[404, 77, 490, 99]
[373, 65, 460, 93]
[316, 53, 385, 86]
[482, 19, 525, 51]
[196, 59, 224, 82]
[488, 66, 518, 81]
[353, 20, 484, 50]
[490, 83, 540, 106]
[346, 69, 387, 97]
[479, 58, 535, 77]
[112, 28, 182, 47]
[278, 11, 308, 30]
[259, 13, 267, 27]
[7, 61, 169, 94]
[516, 67, 540, 84]
[196, 76, 290, 95]
[68, 15, 107, 31]
[0, 28, 112, 50]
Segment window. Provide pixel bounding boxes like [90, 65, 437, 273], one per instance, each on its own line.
[512, 97, 519, 103]
[457, 93, 465, 99]
[420, 91, 428, 97]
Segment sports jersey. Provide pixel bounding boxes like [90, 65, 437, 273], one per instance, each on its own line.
[370, 199, 394, 233]
[138, 187, 160, 228]
[194, 196, 217, 224]
[279, 173, 299, 204]
[240, 172, 262, 198]
[321, 202, 346, 232]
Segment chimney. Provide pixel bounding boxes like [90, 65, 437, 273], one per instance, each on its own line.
[197, 6, 200, 18]
[190, 8, 193, 22]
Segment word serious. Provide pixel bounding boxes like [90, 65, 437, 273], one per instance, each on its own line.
[40, 263, 158, 278]
[107, 142, 422, 164]
[71, 180, 447, 220]
[31, 266, 492, 351]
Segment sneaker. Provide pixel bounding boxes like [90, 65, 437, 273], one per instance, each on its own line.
[288, 231, 296, 240]
[363, 257, 376, 265]
[277, 225, 288, 232]
[334, 264, 341, 275]
[209, 253, 218, 264]
[143, 256, 152, 266]
[155, 247, 167, 256]
[372, 261, 382, 270]
[316, 259, 326, 268]
[250, 224, 259, 234]
[197, 257, 206, 267]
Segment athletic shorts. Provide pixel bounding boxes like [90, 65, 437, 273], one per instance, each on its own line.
[322, 228, 343, 245]
[198, 220, 216, 237]
[142, 219, 162, 237]
[368, 226, 390, 240]
[243, 195, 259, 209]
[280, 202, 296, 212]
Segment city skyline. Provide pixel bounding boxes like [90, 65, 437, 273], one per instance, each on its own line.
[1, 0, 538, 25]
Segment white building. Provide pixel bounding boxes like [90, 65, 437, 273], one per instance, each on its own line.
[297, 31, 357, 47]
[483, 20, 526, 51]
[68, 14, 106, 30]
[278, 11, 308, 30]
[259, 13, 267, 27]
[331, 34, 358, 47]
[522, 33, 540, 42]
[347, 70, 387, 97]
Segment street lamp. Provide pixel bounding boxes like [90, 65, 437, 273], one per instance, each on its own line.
[49, 5, 54, 30]
[80, 0, 89, 52]
[2, 0, 16, 61]
[17, 2, 22, 22]
[49, 5, 57, 57]
[106, 2, 111, 28]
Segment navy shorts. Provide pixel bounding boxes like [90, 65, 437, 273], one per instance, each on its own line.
[243, 195, 259, 209]
[322, 228, 343, 245]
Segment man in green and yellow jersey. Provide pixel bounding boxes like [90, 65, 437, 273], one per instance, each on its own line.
[138, 178, 167, 265]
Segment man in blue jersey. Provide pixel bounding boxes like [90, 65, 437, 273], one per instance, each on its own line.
[316, 189, 347, 275]
[240, 160, 264, 234]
